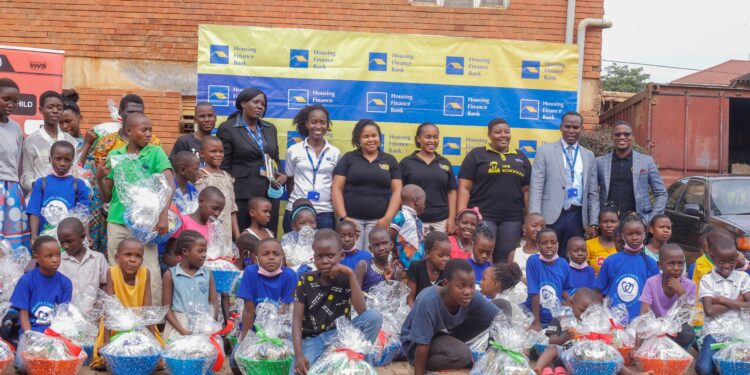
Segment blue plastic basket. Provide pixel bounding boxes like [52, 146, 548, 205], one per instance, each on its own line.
[369, 342, 401, 366]
[102, 352, 161, 375]
[533, 343, 548, 355]
[715, 358, 750, 375]
[82, 344, 94, 366]
[164, 356, 215, 375]
[565, 358, 621, 375]
[212, 269, 240, 293]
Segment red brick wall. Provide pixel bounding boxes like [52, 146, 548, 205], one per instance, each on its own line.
[75, 88, 182, 153]
[4, 0, 604, 79]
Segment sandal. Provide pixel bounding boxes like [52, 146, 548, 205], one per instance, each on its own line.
[553, 366, 569, 375]
[541, 368, 554, 375]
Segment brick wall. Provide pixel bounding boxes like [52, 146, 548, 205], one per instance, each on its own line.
[75, 88, 183, 153]
[4, 0, 604, 80]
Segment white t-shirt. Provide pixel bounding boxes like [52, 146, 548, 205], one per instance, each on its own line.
[285, 139, 340, 213]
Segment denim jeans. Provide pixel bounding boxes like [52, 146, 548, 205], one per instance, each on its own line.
[350, 219, 379, 250]
[695, 334, 717, 375]
[291, 309, 383, 374]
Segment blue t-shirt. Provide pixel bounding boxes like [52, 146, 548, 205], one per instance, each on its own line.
[173, 181, 198, 214]
[594, 250, 659, 321]
[236, 265, 297, 305]
[341, 249, 372, 270]
[523, 255, 572, 326]
[568, 265, 595, 295]
[10, 268, 73, 333]
[26, 175, 91, 232]
[468, 257, 491, 284]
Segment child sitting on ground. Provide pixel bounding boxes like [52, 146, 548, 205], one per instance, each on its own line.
[567, 236, 595, 295]
[524, 228, 572, 331]
[171, 151, 200, 214]
[356, 227, 394, 292]
[237, 238, 296, 338]
[639, 243, 696, 348]
[390, 184, 426, 271]
[586, 206, 619, 276]
[162, 230, 219, 341]
[468, 222, 496, 285]
[57, 217, 108, 298]
[507, 212, 545, 293]
[244, 196, 275, 240]
[196, 136, 240, 245]
[448, 208, 480, 260]
[292, 229, 382, 374]
[479, 261, 523, 300]
[339, 219, 372, 270]
[407, 231, 451, 306]
[27, 140, 91, 244]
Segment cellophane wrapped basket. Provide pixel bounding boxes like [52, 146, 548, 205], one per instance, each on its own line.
[307, 317, 377, 375]
[205, 219, 241, 293]
[49, 302, 99, 367]
[234, 302, 293, 375]
[164, 308, 226, 375]
[706, 308, 750, 374]
[19, 329, 87, 375]
[605, 299, 636, 366]
[281, 225, 315, 270]
[470, 307, 543, 375]
[631, 295, 694, 375]
[0, 302, 14, 372]
[39, 203, 91, 240]
[364, 281, 410, 366]
[0, 240, 31, 303]
[99, 295, 166, 375]
[559, 302, 625, 375]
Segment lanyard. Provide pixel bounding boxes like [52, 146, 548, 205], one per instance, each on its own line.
[305, 145, 328, 189]
[563, 144, 579, 184]
[240, 117, 264, 154]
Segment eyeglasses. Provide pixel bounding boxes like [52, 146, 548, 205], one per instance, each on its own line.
[613, 132, 632, 138]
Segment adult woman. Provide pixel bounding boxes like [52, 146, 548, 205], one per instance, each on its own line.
[283, 105, 340, 232]
[399, 122, 457, 234]
[217, 88, 285, 232]
[457, 118, 531, 263]
[332, 120, 402, 249]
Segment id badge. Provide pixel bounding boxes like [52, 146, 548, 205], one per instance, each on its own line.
[260, 166, 267, 177]
[567, 187, 579, 199]
[307, 191, 321, 201]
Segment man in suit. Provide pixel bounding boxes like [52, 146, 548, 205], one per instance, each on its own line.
[530, 111, 599, 259]
[596, 120, 667, 222]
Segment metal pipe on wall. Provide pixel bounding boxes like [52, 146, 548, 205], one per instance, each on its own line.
[565, 0, 576, 44]
[576, 18, 612, 111]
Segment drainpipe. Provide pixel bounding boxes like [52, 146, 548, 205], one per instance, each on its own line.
[565, 0, 576, 44]
[576, 18, 612, 111]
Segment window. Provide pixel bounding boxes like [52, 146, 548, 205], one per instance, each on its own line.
[666, 181, 686, 210]
[710, 179, 750, 215]
[411, 0, 508, 8]
[676, 180, 706, 213]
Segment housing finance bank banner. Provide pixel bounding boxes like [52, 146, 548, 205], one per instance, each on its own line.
[196, 25, 578, 165]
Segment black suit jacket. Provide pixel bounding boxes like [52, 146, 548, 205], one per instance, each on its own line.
[217, 115, 280, 200]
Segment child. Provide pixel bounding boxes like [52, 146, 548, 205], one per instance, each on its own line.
[161, 239, 181, 275]
[172, 151, 200, 214]
[26, 140, 91, 244]
[448, 208, 480, 260]
[407, 231, 451, 306]
[695, 232, 750, 375]
[390, 184, 426, 270]
[469, 223, 496, 285]
[90, 238, 165, 370]
[338, 219, 372, 270]
[237, 238, 297, 338]
[292, 229, 382, 374]
[57, 217, 108, 300]
[236, 232, 259, 270]
[244, 196, 275, 240]
[644, 214, 672, 261]
[356, 227, 393, 292]
[196, 136, 240, 243]
[524, 228, 572, 330]
[692, 233, 712, 286]
[60, 90, 83, 148]
[594, 213, 659, 321]
[172, 186, 226, 240]
[639, 243, 696, 348]
[507, 212, 545, 289]
[162, 230, 219, 340]
[0, 78, 29, 250]
[400, 259, 500, 375]
[170, 102, 216, 158]
[479, 262, 523, 300]
[281, 199, 318, 244]
[586, 206, 619, 276]
[567, 236, 595, 295]
[97, 112, 174, 306]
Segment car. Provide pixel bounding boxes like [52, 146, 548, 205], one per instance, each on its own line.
[665, 176, 750, 264]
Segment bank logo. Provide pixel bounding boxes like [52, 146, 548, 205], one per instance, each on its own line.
[287, 130, 303, 148]
[208, 85, 230, 107]
[443, 96, 464, 117]
[443, 137, 461, 156]
[521, 60, 540, 79]
[520, 99, 540, 120]
[445, 56, 464, 75]
[289, 49, 309, 68]
[288, 89, 309, 110]
[369, 52, 388, 71]
[210, 45, 229, 65]
[519, 140, 537, 158]
[366, 92, 388, 113]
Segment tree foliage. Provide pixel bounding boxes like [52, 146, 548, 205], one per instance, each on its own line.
[602, 63, 651, 93]
[580, 124, 649, 157]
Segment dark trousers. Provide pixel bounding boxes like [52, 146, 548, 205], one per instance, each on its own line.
[482, 219, 523, 263]
[548, 206, 584, 260]
[236, 197, 280, 234]
[671, 323, 696, 349]
[282, 210, 336, 233]
[695, 334, 717, 375]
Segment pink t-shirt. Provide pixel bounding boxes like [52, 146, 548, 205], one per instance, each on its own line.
[449, 236, 472, 260]
[172, 214, 209, 240]
[639, 274, 696, 317]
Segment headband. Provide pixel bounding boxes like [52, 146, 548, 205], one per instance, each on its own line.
[291, 205, 317, 222]
[457, 207, 482, 222]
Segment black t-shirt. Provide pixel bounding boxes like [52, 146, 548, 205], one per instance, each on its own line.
[608, 152, 636, 213]
[294, 271, 351, 338]
[407, 259, 445, 299]
[399, 152, 458, 223]
[333, 150, 401, 220]
[169, 134, 202, 160]
[458, 146, 531, 222]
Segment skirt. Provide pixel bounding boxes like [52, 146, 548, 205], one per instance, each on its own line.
[0, 181, 30, 251]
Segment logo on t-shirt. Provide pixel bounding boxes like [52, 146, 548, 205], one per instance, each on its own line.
[616, 275, 639, 303]
[488, 161, 501, 174]
[379, 163, 389, 171]
[41, 198, 70, 226]
[597, 257, 605, 266]
[539, 284, 558, 308]
[31, 303, 54, 325]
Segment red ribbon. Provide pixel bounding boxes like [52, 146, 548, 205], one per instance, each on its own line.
[0, 338, 15, 352]
[209, 321, 234, 372]
[377, 330, 387, 349]
[335, 348, 365, 361]
[609, 319, 624, 331]
[43, 328, 82, 357]
[581, 332, 614, 344]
